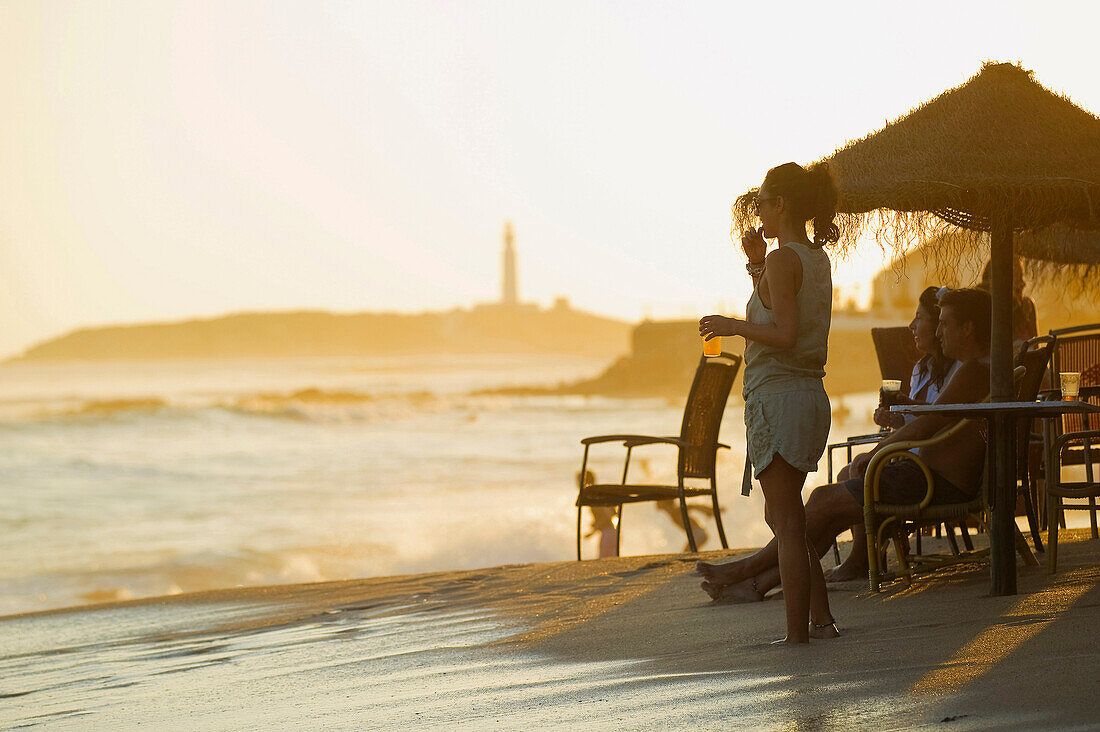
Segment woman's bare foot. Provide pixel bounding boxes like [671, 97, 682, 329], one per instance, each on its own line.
[696, 558, 752, 587]
[701, 577, 764, 603]
[809, 621, 840, 639]
[824, 560, 866, 583]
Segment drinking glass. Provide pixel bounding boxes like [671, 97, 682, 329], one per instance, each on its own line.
[703, 335, 722, 357]
[1060, 372, 1081, 401]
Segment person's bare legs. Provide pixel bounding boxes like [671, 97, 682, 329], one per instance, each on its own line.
[700, 481, 864, 597]
[697, 537, 779, 593]
[705, 480, 864, 643]
[821, 462, 869, 583]
[825, 529, 869, 582]
[756, 455, 814, 643]
[705, 565, 779, 603]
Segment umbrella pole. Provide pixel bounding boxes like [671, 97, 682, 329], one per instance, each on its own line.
[989, 220, 1017, 596]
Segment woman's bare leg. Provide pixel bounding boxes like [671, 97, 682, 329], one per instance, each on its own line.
[825, 529, 869, 582]
[806, 535, 837, 637]
[697, 537, 779, 590]
[758, 454, 812, 644]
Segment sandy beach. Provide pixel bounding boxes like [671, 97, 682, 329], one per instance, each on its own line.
[3, 528, 1098, 730]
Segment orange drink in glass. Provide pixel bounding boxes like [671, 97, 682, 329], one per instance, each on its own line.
[703, 335, 722, 357]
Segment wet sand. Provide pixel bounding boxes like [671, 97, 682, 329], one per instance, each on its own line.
[3, 529, 1100, 730]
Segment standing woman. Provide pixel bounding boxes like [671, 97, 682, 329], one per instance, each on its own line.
[698, 162, 839, 644]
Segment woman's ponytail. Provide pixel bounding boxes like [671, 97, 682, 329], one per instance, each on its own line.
[808, 162, 840, 248]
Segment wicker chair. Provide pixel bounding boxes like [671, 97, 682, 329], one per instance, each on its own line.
[1046, 323, 1100, 538]
[863, 365, 1032, 591]
[576, 353, 741, 559]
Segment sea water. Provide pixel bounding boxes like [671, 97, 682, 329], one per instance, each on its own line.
[0, 355, 879, 616]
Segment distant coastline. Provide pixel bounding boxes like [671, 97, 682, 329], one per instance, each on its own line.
[7, 301, 631, 363]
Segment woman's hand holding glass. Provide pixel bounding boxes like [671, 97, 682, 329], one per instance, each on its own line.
[698, 315, 742, 341]
[874, 386, 912, 430]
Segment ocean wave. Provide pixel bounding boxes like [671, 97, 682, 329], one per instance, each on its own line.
[0, 523, 578, 617]
[0, 388, 449, 427]
[0, 387, 655, 429]
[0, 544, 394, 617]
[56, 397, 170, 418]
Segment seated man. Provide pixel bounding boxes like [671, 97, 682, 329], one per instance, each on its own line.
[698, 288, 992, 603]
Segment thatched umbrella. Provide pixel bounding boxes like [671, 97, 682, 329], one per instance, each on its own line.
[734, 62, 1100, 595]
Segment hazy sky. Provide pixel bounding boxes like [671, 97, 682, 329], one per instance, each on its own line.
[2, 1, 1098, 357]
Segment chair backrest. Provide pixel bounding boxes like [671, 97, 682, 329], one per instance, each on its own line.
[1015, 336, 1054, 401]
[1049, 325, 1100, 432]
[678, 353, 741, 479]
[1014, 336, 1054, 463]
[1050, 325, 1100, 387]
[871, 327, 921, 391]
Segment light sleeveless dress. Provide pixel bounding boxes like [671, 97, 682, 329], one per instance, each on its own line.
[741, 241, 832, 494]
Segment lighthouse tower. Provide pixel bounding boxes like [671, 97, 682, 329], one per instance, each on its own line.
[501, 221, 517, 306]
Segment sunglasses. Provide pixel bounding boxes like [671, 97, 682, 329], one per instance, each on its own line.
[753, 196, 777, 215]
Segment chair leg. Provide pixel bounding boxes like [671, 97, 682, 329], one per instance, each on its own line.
[709, 478, 728, 549]
[915, 528, 923, 556]
[616, 504, 623, 557]
[892, 528, 912, 588]
[577, 505, 584, 561]
[1022, 480, 1044, 552]
[1047, 494, 1059, 574]
[945, 524, 960, 556]
[832, 540, 841, 566]
[1014, 525, 1039, 566]
[959, 521, 975, 551]
[679, 485, 698, 553]
[1091, 497, 1099, 539]
[866, 514, 881, 592]
[1038, 476, 1047, 530]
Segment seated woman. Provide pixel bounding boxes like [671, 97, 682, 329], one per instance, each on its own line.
[825, 286, 958, 581]
[873, 286, 959, 430]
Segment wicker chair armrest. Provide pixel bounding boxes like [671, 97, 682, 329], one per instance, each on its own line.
[865, 450, 937, 511]
[864, 446, 930, 507]
[1049, 322, 1100, 337]
[622, 436, 687, 448]
[828, 433, 887, 451]
[862, 416, 975, 508]
[623, 436, 731, 450]
[580, 434, 653, 446]
[1052, 430, 1100, 455]
[581, 434, 700, 448]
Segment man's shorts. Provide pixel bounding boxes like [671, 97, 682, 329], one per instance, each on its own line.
[843, 458, 977, 506]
